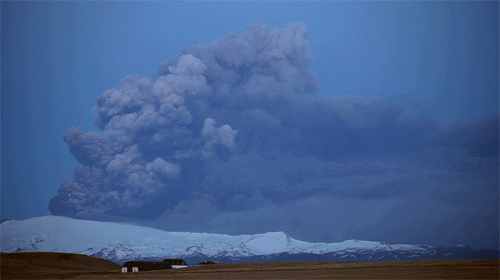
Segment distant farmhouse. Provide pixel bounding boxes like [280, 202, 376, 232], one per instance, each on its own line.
[121, 259, 187, 272]
[196, 260, 217, 266]
[163, 259, 188, 268]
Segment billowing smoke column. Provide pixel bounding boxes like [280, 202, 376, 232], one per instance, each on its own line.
[49, 22, 316, 217]
[50, 22, 498, 247]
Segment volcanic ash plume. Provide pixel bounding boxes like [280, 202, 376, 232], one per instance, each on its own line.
[49, 22, 318, 217]
[49, 22, 498, 247]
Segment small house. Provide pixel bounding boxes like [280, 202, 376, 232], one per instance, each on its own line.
[196, 260, 216, 266]
[162, 259, 188, 268]
[121, 260, 172, 273]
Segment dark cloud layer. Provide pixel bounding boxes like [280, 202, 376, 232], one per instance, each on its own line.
[49, 22, 498, 249]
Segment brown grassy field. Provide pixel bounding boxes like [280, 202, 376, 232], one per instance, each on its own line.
[0, 252, 122, 279]
[1, 252, 498, 279]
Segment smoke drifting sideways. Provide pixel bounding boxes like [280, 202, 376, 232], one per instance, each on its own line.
[49, 22, 498, 247]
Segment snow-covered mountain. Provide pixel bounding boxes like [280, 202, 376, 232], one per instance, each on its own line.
[1, 216, 496, 265]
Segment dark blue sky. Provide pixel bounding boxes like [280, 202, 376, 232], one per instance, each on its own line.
[1, 2, 498, 249]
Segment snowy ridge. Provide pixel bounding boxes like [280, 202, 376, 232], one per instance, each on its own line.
[1, 215, 429, 263]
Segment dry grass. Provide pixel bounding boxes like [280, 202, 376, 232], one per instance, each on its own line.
[1, 252, 498, 279]
[80, 259, 499, 280]
[0, 252, 122, 279]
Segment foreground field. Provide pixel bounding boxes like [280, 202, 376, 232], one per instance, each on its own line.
[1, 252, 498, 279]
[74, 259, 499, 280]
[0, 252, 121, 279]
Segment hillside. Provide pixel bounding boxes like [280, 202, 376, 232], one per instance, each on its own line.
[0, 252, 122, 279]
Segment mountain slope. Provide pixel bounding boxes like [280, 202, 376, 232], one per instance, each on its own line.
[1, 216, 496, 265]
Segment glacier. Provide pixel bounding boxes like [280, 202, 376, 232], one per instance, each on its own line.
[1, 215, 495, 265]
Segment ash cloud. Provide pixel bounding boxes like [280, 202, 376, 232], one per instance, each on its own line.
[49, 22, 498, 248]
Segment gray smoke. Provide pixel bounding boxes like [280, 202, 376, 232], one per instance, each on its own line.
[49, 22, 498, 248]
